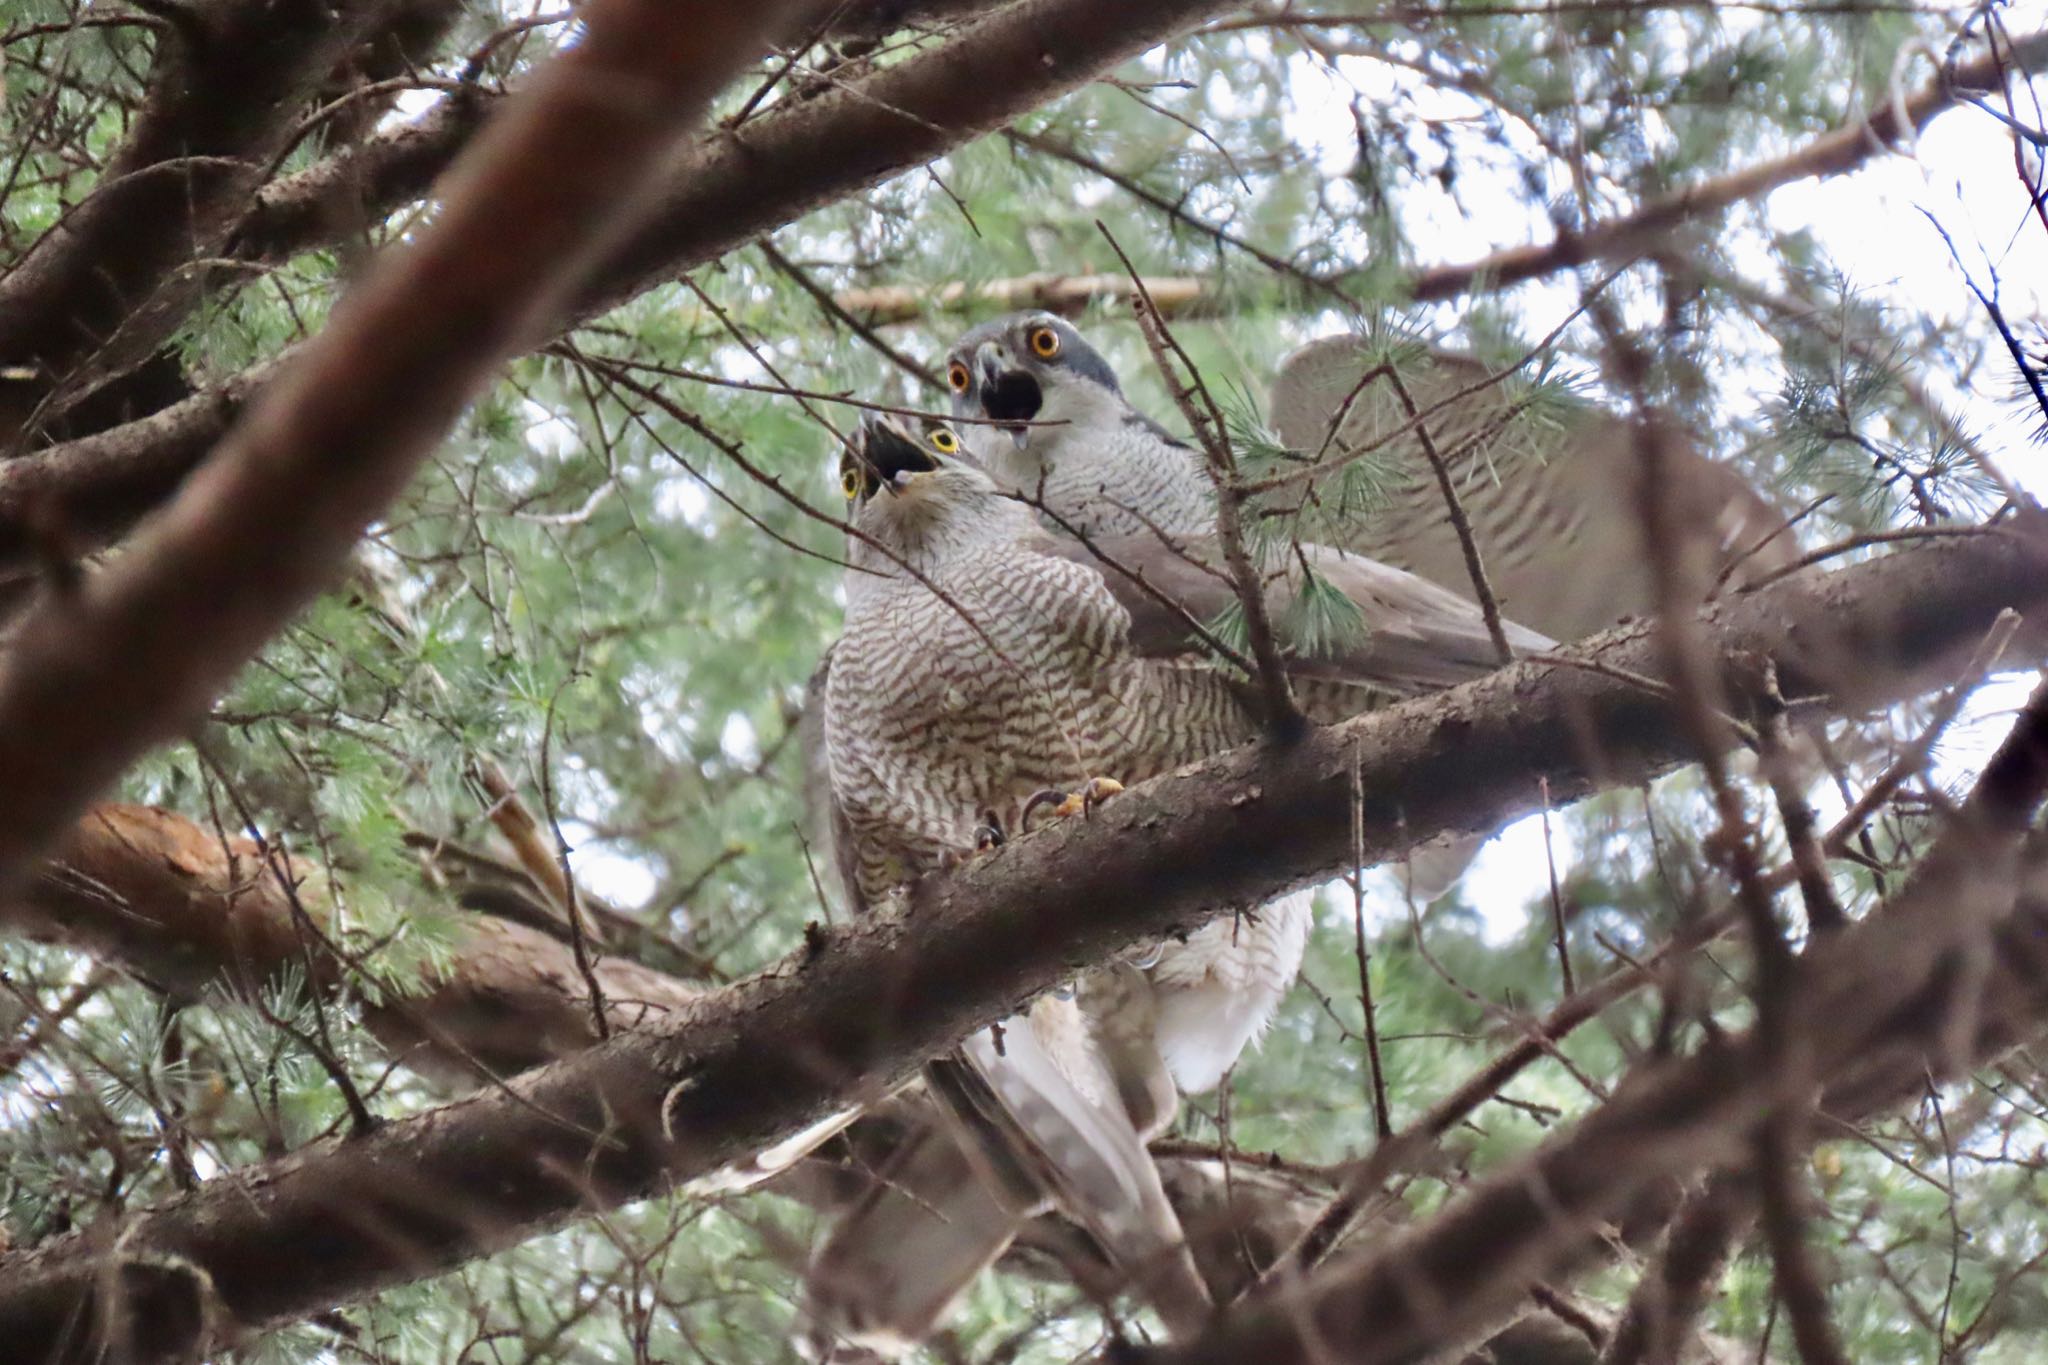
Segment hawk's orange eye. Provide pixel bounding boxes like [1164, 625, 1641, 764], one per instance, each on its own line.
[1028, 326, 1061, 358]
[947, 362, 971, 392]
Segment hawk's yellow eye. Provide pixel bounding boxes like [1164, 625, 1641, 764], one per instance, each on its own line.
[929, 428, 959, 454]
[1028, 326, 1061, 358]
[840, 464, 865, 500]
[947, 361, 971, 392]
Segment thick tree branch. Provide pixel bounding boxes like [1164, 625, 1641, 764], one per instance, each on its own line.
[1, 528, 2045, 1362]
[15, 12, 2023, 580]
[0, 0, 411, 445]
[0, 0, 811, 905]
[1403, 33, 2048, 302]
[4, 804, 1597, 1365]
[2, 804, 700, 1086]
[574, 0, 1240, 316]
[228, 93, 494, 266]
[1139, 679, 2048, 1365]
[0, 359, 283, 584]
[1, 0, 1242, 579]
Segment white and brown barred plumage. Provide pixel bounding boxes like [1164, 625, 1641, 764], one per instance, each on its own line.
[805, 413, 1549, 1354]
[809, 317, 1797, 1354]
[816, 421, 1243, 1350]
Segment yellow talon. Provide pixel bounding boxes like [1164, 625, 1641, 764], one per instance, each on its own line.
[1064, 776, 1124, 816]
[1023, 777, 1126, 830]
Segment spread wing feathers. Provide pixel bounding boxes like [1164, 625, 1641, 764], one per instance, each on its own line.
[801, 1113, 1026, 1360]
[942, 996, 1214, 1335]
[1143, 892, 1314, 1095]
[1269, 335, 1798, 645]
[1043, 531, 1554, 692]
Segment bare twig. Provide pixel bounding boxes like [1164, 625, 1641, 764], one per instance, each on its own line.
[1540, 777, 1576, 994]
[1350, 746, 1395, 1140]
[754, 239, 944, 388]
[1401, 34, 2048, 303]
[1099, 221, 1304, 735]
[1383, 366, 1515, 663]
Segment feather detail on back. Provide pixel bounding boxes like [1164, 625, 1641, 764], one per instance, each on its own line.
[1269, 336, 1798, 644]
[800, 1118, 1024, 1360]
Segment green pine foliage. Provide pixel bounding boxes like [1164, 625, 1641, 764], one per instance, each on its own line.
[1, 0, 2043, 1359]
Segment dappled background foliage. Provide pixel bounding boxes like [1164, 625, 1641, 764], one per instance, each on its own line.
[2, 0, 2045, 1360]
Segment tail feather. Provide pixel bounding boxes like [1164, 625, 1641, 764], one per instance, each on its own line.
[956, 999, 1213, 1335]
[800, 1118, 1024, 1359]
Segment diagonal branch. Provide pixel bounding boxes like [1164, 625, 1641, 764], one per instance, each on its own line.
[4, 803, 700, 1085]
[1139, 678, 2048, 1365]
[1402, 32, 2048, 303]
[0, 0, 811, 903]
[0, 0, 424, 446]
[0, 0, 1244, 580]
[1, 527, 2045, 1363]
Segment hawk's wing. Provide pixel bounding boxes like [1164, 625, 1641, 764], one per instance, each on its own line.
[1043, 531, 1555, 691]
[1268, 335, 1797, 644]
[948, 998, 1211, 1332]
[801, 1109, 1029, 1359]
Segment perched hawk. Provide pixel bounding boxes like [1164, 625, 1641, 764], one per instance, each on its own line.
[803, 414, 1549, 1354]
[946, 313, 1797, 645]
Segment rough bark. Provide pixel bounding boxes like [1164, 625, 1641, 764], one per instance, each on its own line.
[576, 0, 1239, 317]
[0, 0, 813, 905]
[228, 90, 496, 267]
[2, 527, 2045, 1363]
[8, 803, 1594, 1365]
[10, 12, 2020, 582]
[1136, 683, 2048, 1365]
[0, 359, 282, 586]
[4, 804, 699, 1086]
[0, 0, 409, 446]
[1, 0, 1239, 585]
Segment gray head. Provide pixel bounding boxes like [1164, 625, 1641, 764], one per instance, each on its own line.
[943, 313, 1125, 453]
[839, 413, 1031, 571]
[940, 314, 1212, 539]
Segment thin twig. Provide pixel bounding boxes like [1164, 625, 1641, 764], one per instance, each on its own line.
[1098, 221, 1304, 735]
[538, 681, 610, 1043]
[1383, 366, 1515, 663]
[755, 239, 944, 388]
[1539, 777, 1576, 994]
[1757, 665, 1847, 935]
[1350, 745, 1394, 1140]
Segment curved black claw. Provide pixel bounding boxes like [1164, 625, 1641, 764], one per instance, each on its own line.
[1019, 787, 1068, 833]
[1020, 778, 1125, 833]
[973, 810, 1007, 851]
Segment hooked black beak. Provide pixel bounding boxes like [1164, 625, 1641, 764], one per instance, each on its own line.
[856, 414, 940, 495]
[973, 342, 1042, 446]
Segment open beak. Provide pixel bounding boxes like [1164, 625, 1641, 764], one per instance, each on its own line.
[973, 342, 1042, 449]
[855, 414, 940, 495]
